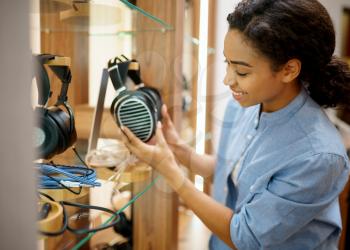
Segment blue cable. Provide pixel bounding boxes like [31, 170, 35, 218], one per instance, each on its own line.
[37, 164, 101, 189]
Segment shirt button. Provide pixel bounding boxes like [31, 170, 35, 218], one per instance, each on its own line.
[224, 187, 228, 193]
[247, 134, 253, 140]
[250, 185, 254, 192]
[254, 119, 259, 125]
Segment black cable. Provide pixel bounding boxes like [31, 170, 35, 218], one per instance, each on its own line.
[72, 146, 89, 169]
[37, 191, 55, 201]
[41, 171, 83, 195]
[37, 193, 122, 236]
[62, 201, 121, 235]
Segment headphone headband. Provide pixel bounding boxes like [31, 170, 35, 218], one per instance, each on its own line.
[34, 54, 54, 106]
[33, 54, 72, 106]
[49, 65, 72, 105]
[108, 56, 130, 91]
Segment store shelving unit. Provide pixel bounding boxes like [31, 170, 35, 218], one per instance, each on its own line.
[36, 0, 185, 249]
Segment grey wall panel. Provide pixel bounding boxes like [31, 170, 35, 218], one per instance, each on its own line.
[0, 1, 36, 249]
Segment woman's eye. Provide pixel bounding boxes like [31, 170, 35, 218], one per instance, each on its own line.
[236, 71, 248, 77]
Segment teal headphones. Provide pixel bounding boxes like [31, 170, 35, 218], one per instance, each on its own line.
[33, 54, 77, 159]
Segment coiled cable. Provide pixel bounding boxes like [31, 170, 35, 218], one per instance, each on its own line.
[37, 164, 101, 189]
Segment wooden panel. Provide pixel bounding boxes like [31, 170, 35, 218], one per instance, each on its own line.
[188, 0, 200, 184]
[39, 4, 90, 249]
[40, 4, 89, 108]
[190, 0, 200, 143]
[204, 0, 217, 194]
[132, 1, 184, 249]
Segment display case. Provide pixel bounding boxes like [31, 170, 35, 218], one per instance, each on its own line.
[33, 0, 186, 249]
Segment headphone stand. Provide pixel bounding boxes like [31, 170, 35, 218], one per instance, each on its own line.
[87, 67, 152, 183]
[45, 56, 71, 66]
[87, 61, 140, 152]
[88, 68, 109, 153]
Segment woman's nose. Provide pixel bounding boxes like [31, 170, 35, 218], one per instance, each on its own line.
[224, 70, 235, 86]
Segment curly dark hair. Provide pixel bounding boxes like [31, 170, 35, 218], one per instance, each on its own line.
[227, 0, 350, 108]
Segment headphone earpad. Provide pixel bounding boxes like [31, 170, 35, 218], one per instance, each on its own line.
[34, 107, 61, 159]
[47, 106, 77, 155]
[110, 91, 131, 121]
[138, 87, 163, 120]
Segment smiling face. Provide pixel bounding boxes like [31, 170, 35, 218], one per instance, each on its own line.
[223, 29, 301, 112]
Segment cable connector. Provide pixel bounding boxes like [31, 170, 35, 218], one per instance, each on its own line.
[60, 180, 81, 187]
[80, 183, 100, 188]
[60, 180, 100, 188]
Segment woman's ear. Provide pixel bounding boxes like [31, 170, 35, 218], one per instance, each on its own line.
[282, 58, 301, 83]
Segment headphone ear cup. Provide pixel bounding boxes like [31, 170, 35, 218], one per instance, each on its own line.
[115, 92, 156, 142]
[138, 87, 163, 121]
[110, 96, 119, 117]
[47, 106, 76, 155]
[68, 120, 77, 148]
[110, 91, 130, 123]
[34, 107, 61, 159]
[63, 104, 77, 148]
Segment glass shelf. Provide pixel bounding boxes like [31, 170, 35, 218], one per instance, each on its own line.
[185, 35, 216, 55]
[34, 0, 173, 36]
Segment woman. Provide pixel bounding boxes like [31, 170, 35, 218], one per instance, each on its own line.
[118, 0, 350, 249]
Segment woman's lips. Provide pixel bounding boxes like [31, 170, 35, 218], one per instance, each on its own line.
[230, 88, 247, 101]
[231, 88, 247, 96]
[232, 90, 246, 96]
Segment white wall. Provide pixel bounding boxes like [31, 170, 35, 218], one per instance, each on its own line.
[211, 1, 240, 153]
[88, 3, 132, 107]
[210, 0, 350, 153]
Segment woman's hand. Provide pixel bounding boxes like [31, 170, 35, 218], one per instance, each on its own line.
[161, 104, 182, 147]
[119, 121, 179, 180]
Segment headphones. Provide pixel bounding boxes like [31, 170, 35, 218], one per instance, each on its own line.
[108, 55, 163, 142]
[33, 54, 77, 159]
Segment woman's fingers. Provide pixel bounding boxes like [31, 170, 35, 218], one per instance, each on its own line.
[161, 104, 172, 127]
[121, 126, 141, 146]
[155, 121, 167, 146]
[115, 126, 124, 141]
[119, 126, 145, 154]
[119, 126, 130, 144]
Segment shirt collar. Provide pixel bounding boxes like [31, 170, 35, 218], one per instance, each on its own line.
[255, 87, 309, 129]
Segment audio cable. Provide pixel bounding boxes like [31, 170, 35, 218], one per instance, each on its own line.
[71, 175, 161, 250]
[37, 192, 121, 236]
[37, 164, 101, 189]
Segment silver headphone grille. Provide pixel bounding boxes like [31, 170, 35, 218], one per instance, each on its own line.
[117, 98, 153, 142]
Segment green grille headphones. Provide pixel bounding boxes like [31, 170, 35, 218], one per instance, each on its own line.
[33, 54, 77, 159]
[109, 55, 163, 142]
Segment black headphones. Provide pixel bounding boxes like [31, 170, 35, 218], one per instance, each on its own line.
[109, 55, 163, 142]
[33, 54, 77, 159]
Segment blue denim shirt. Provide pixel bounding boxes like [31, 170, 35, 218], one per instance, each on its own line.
[209, 88, 350, 250]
